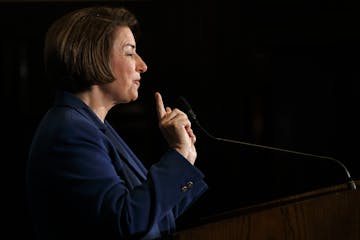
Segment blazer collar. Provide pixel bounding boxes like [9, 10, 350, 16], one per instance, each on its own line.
[54, 91, 147, 180]
[54, 91, 107, 131]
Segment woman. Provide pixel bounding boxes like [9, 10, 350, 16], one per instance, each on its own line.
[26, 6, 207, 240]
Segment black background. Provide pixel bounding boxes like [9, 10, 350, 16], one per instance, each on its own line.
[1, 0, 359, 237]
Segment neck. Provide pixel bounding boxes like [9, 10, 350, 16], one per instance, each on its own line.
[74, 86, 115, 122]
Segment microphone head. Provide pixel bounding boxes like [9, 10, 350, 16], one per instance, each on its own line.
[176, 96, 197, 121]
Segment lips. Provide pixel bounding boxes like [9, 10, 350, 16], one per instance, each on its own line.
[134, 79, 140, 86]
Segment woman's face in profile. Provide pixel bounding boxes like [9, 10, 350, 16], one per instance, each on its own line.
[106, 26, 147, 103]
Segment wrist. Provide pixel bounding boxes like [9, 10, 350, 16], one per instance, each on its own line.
[173, 147, 196, 165]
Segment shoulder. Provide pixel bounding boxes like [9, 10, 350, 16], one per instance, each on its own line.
[36, 106, 105, 143]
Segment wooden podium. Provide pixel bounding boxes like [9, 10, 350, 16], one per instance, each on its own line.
[174, 180, 360, 240]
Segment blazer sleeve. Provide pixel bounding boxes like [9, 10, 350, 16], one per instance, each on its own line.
[149, 149, 208, 219]
[40, 112, 207, 239]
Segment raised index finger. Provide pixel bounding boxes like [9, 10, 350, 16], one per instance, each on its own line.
[155, 92, 166, 119]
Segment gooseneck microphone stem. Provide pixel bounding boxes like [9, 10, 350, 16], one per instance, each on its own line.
[197, 120, 356, 190]
[177, 96, 357, 190]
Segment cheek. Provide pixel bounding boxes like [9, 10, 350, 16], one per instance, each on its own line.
[111, 58, 121, 75]
[111, 59, 133, 78]
[111, 66, 134, 91]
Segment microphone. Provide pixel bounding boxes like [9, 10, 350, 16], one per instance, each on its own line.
[176, 96, 357, 190]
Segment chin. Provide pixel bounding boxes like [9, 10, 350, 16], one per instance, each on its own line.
[129, 93, 139, 102]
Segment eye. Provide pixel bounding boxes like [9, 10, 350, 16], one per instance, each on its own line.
[125, 52, 135, 57]
[123, 44, 136, 57]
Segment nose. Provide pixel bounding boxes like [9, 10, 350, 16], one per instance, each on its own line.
[136, 54, 148, 73]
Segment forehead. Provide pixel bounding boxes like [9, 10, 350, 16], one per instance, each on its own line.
[113, 26, 135, 44]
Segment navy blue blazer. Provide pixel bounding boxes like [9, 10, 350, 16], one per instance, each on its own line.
[26, 91, 208, 240]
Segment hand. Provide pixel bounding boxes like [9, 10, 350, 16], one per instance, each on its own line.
[155, 92, 197, 164]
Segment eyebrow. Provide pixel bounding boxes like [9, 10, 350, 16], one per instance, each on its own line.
[124, 43, 136, 50]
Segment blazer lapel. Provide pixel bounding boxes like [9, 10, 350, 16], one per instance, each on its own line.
[103, 122, 147, 181]
[55, 91, 147, 182]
